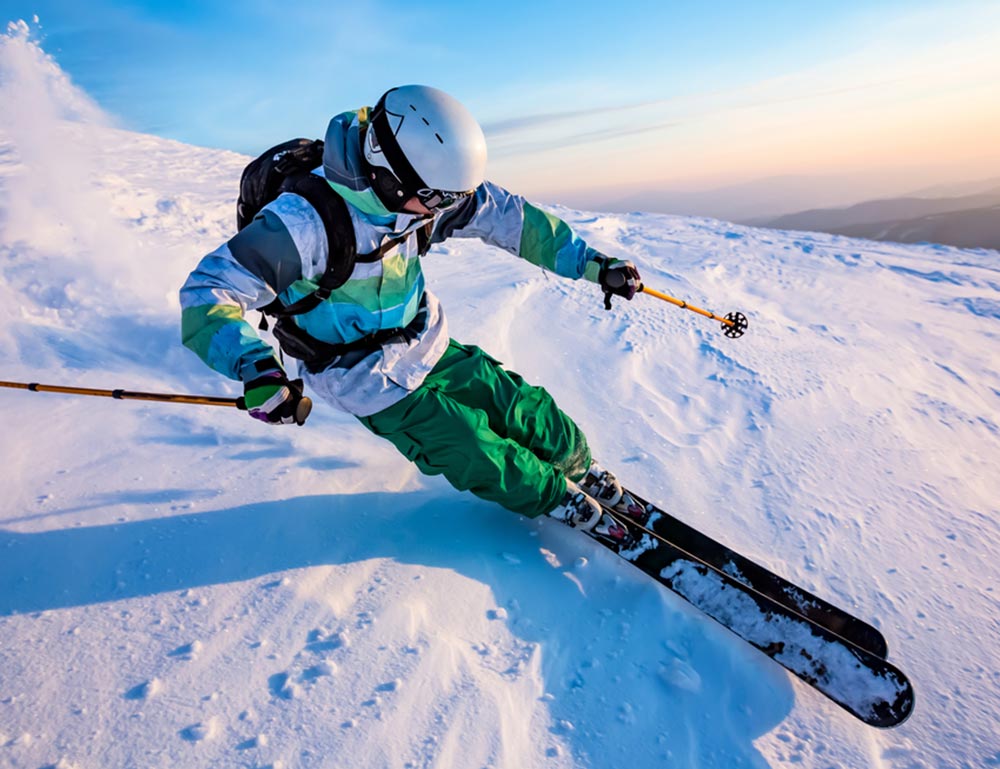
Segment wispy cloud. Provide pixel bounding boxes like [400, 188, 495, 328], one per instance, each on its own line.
[482, 98, 672, 137]
[490, 119, 680, 157]
[484, 76, 907, 161]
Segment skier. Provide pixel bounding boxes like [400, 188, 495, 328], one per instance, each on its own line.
[180, 84, 642, 536]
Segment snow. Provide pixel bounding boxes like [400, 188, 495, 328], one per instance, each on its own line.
[2, 24, 1000, 769]
[659, 560, 907, 722]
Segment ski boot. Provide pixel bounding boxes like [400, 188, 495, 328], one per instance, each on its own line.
[549, 480, 634, 550]
[579, 460, 649, 525]
[548, 480, 603, 531]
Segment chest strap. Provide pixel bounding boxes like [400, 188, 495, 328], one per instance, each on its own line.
[270, 301, 428, 373]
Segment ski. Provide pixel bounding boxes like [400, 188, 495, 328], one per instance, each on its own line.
[625, 489, 889, 659]
[584, 502, 915, 728]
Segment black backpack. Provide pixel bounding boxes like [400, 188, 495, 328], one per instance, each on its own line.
[236, 138, 432, 318]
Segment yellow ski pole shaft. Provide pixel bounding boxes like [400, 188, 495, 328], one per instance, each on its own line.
[639, 285, 748, 338]
[0, 380, 242, 408]
[641, 286, 730, 324]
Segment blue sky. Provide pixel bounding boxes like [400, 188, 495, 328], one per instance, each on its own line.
[3, 1, 999, 215]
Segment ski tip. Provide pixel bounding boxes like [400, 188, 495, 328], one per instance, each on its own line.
[864, 677, 916, 729]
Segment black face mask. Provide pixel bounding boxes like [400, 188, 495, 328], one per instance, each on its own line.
[364, 157, 409, 212]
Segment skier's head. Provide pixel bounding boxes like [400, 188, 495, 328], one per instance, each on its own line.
[362, 84, 487, 214]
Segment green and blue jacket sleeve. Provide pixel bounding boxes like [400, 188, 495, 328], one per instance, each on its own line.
[432, 180, 605, 281]
[179, 211, 302, 381]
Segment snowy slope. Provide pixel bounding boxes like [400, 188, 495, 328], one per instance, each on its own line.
[2, 25, 999, 769]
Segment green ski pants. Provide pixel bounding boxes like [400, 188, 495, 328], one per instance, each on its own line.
[358, 340, 591, 517]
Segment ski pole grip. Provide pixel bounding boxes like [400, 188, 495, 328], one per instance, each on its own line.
[233, 394, 309, 423]
[295, 397, 313, 426]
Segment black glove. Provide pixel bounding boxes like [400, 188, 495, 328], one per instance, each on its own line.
[241, 370, 312, 426]
[598, 258, 642, 310]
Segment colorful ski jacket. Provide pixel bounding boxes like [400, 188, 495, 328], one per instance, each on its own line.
[180, 108, 607, 417]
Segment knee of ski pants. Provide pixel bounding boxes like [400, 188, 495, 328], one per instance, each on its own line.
[447, 342, 592, 481]
[358, 386, 567, 518]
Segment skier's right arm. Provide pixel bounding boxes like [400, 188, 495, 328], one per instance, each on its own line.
[179, 209, 303, 383]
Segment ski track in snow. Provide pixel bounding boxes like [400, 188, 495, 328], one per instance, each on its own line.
[2, 25, 1000, 769]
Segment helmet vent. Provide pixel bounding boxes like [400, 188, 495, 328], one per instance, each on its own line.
[435, 133, 444, 144]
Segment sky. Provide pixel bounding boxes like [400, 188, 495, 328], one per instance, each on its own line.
[2, 0, 999, 218]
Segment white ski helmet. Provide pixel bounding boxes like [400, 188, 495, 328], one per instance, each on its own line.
[363, 84, 487, 212]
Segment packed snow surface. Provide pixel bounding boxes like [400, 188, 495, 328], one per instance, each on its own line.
[1, 24, 999, 769]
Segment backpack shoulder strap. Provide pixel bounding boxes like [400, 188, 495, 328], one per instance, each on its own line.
[268, 173, 357, 317]
[263, 180, 435, 319]
[416, 220, 434, 256]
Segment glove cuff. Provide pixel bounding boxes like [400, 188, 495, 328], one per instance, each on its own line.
[241, 357, 285, 384]
[581, 249, 608, 284]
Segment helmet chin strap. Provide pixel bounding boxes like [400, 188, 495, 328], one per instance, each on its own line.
[369, 91, 430, 202]
[360, 124, 408, 213]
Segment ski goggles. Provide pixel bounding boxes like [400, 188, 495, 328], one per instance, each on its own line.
[414, 186, 473, 212]
[368, 166, 472, 212]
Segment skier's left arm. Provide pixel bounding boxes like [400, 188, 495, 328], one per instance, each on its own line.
[432, 181, 641, 302]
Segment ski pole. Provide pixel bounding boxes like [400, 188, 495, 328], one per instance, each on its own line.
[639, 285, 748, 338]
[0, 379, 312, 423]
[1, 378, 245, 407]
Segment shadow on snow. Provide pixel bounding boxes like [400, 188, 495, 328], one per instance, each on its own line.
[0, 491, 794, 767]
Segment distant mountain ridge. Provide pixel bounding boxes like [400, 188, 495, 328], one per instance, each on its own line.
[763, 186, 1000, 251]
[592, 173, 933, 223]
